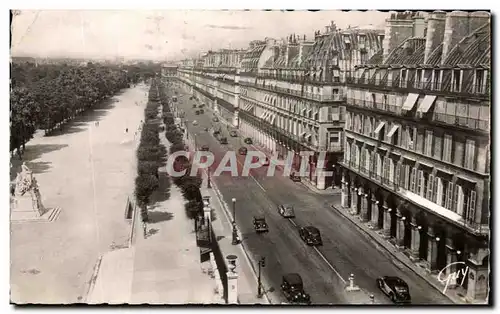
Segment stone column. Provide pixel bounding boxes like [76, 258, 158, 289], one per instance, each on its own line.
[360, 191, 369, 222]
[369, 194, 379, 229]
[395, 210, 406, 249]
[425, 226, 439, 273]
[445, 238, 458, 289]
[466, 248, 489, 302]
[382, 201, 392, 239]
[341, 175, 348, 208]
[350, 187, 358, 215]
[409, 217, 421, 261]
[227, 272, 238, 304]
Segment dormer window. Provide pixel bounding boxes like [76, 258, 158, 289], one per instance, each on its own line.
[475, 69, 486, 94]
[415, 69, 422, 88]
[358, 35, 366, 47]
[432, 69, 441, 90]
[452, 69, 462, 92]
[400, 69, 408, 88]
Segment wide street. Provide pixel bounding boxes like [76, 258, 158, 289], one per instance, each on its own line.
[172, 83, 452, 304]
[10, 84, 149, 303]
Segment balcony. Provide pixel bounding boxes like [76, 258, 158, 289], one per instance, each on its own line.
[433, 112, 489, 132]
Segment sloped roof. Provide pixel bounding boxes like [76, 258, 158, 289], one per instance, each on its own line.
[384, 37, 426, 65]
[443, 23, 490, 67]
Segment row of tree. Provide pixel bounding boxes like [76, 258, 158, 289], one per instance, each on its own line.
[134, 79, 166, 222]
[10, 61, 160, 157]
[159, 81, 204, 220]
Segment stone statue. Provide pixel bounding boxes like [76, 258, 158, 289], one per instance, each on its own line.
[11, 162, 46, 217]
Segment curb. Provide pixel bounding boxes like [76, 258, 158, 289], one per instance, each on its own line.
[210, 180, 273, 305]
[329, 204, 460, 304]
[84, 255, 103, 303]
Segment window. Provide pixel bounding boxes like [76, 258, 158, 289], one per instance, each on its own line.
[366, 150, 372, 172]
[475, 69, 485, 93]
[464, 139, 476, 170]
[443, 134, 452, 163]
[427, 174, 434, 200]
[383, 157, 390, 182]
[445, 182, 454, 211]
[408, 127, 415, 150]
[403, 164, 410, 189]
[410, 168, 417, 192]
[452, 183, 460, 213]
[432, 69, 440, 90]
[425, 130, 433, 156]
[433, 134, 442, 160]
[376, 154, 382, 177]
[389, 159, 395, 183]
[467, 190, 477, 223]
[432, 176, 439, 203]
[345, 142, 351, 162]
[417, 170, 425, 196]
[395, 163, 401, 186]
[360, 148, 367, 173]
[452, 69, 462, 92]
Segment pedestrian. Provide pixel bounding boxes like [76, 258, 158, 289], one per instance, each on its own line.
[143, 221, 148, 239]
[126, 128, 128, 133]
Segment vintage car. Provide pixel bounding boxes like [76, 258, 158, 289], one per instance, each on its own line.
[199, 103, 205, 108]
[199, 109, 204, 114]
[278, 204, 295, 218]
[192, 120, 198, 126]
[212, 117, 219, 122]
[299, 226, 323, 246]
[201, 145, 210, 151]
[281, 273, 311, 304]
[289, 172, 302, 182]
[253, 216, 269, 233]
[172, 96, 177, 102]
[238, 147, 248, 155]
[195, 110, 200, 115]
[229, 130, 238, 137]
[192, 104, 197, 108]
[244, 137, 253, 144]
[219, 137, 228, 144]
[376, 276, 411, 304]
[189, 96, 194, 100]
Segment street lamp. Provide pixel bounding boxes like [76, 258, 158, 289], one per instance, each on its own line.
[257, 257, 266, 298]
[231, 198, 239, 245]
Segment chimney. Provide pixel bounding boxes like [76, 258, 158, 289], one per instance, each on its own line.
[441, 11, 490, 64]
[286, 43, 299, 66]
[298, 41, 314, 65]
[412, 14, 426, 37]
[423, 11, 446, 64]
[382, 11, 416, 63]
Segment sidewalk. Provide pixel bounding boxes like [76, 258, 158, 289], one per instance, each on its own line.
[330, 202, 473, 304]
[87, 124, 218, 304]
[200, 176, 275, 304]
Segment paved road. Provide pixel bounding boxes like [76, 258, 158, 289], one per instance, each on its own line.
[10, 84, 149, 303]
[173, 85, 452, 305]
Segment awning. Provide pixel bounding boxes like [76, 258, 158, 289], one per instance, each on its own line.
[417, 161, 434, 169]
[401, 93, 419, 111]
[301, 108, 307, 115]
[260, 111, 267, 119]
[417, 95, 437, 113]
[307, 109, 312, 117]
[374, 121, 386, 134]
[456, 175, 477, 185]
[244, 103, 252, 111]
[403, 156, 416, 163]
[387, 125, 400, 138]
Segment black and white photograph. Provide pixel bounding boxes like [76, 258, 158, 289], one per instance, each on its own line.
[8, 7, 492, 306]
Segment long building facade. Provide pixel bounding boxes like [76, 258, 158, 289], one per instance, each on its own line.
[174, 11, 491, 302]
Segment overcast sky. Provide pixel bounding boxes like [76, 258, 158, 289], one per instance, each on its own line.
[11, 10, 388, 60]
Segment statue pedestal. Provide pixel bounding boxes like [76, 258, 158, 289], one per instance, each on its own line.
[10, 194, 61, 223]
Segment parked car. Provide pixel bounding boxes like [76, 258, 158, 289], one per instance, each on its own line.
[238, 147, 248, 155]
[201, 145, 210, 151]
[189, 96, 194, 100]
[199, 103, 205, 108]
[229, 130, 238, 137]
[172, 96, 177, 102]
[278, 204, 295, 218]
[219, 137, 228, 144]
[299, 226, 323, 246]
[192, 104, 197, 108]
[244, 137, 253, 144]
[281, 273, 311, 304]
[376, 276, 411, 304]
[199, 109, 204, 114]
[289, 172, 302, 182]
[195, 110, 200, 115]
[253, 216, 269, 233]
[192, 120, 198, 126]
[213, 117, 219, 122]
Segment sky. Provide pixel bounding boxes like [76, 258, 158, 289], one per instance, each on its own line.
[10, 10, 388, 61]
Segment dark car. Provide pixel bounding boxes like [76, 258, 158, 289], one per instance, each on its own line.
[213, 117, 219, 122]
[289, 172, 302, 182]
[189, 96, 194, 100]
[376, 276, 411, 304]
[278, 204, 295, 218]
[281, 273, 311, 304]
[199, 103, 205, 108]
[219, 137, 228, 144]
[195, 110, 200, 115]
[192, 104, 197, 108]
[299, 226, 322, 246]
[238, 147, 248, 155]
[201, 145, 210, 151]
[199, 109, 204, 114]
[229, 130, 238, 137]
[253, 216, 269, 233]
[244, 137, 253, 144]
